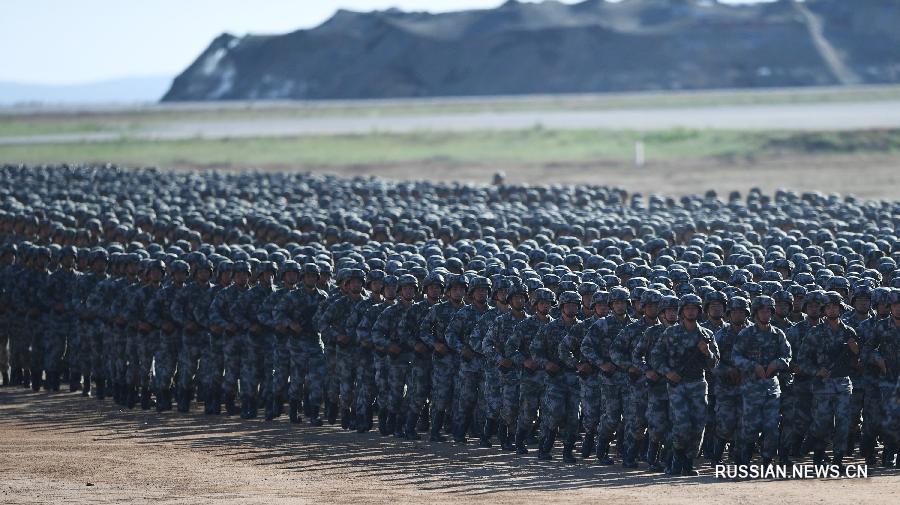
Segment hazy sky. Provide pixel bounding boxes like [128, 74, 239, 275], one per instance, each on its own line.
[1, 0, 769, 85]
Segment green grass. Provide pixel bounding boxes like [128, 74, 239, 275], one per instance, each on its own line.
[3, 127, 899, 169]
[3, 84, 900, 138]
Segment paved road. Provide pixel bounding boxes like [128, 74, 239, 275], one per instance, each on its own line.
[2, 100, 899, 145]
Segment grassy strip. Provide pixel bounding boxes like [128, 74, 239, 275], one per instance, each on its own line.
[1, 128, 899, 168]
[3, 85, 900, 137]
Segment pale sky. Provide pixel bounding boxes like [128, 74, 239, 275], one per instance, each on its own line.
[1, 0, 770, 85]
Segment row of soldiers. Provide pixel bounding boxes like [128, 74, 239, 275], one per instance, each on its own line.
[2, 240, 899, 475]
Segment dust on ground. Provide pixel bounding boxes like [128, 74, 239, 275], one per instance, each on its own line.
[1, 389, 897, 505]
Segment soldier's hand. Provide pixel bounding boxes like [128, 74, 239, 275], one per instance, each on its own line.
[162, 322, 174, 333]
[250, 323, 262, 334]
[414, 342, 428, 354]
[577, 363, 593, 375]
[54, 303, 65, 312]
[227, 323, 237, 333]
[755, 365, 767, 379]
[545, 362, 560, 374]
[499, 358, 514, 369]
[665, 371, 681, 384]
[628, 365, 640, 374]
[388, 344, 401, 355]
[434, 342, 449, 355]
[289, 322, 302, 333]
[847, 338, 859, 354]
[646, 370, 659, 382]
[599, 362, 616, 374]
[877, 358, 887, 375]
[697, 339, 710, 356]
[816, 367, 830, 379]
[727, 368, 741, 384]
[210, 324, 222, 334]
[461, 348, 475, 360]
[524, 358, 538, 371]
[765, 361, 779, 378]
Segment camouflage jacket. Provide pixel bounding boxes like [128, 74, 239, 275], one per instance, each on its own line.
[732, 323, 791, 396]
[506, 314, 552, 369]
[581, 314, 634, 385]
[273, 285, 327, 341]
[650, 322, 719, 383]
[482, 310, 527, 370]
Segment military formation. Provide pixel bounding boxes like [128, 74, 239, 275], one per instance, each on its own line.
[1, 164, 899, 476]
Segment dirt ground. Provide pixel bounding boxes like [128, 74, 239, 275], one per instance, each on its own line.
[215, 152, 900, 200]
[1, 388, 897, 505]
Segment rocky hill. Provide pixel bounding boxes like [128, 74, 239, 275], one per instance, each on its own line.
[162, 0, 900, 101]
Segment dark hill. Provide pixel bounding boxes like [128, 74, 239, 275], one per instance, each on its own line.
[162, 0, 900, 101]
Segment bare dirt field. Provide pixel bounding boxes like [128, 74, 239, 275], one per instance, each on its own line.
[1, 388, 897, 505]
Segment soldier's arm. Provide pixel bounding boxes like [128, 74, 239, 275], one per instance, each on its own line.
[649, 330, 672, 376]
[445, 312, 467, 354]
[529, 326, 548, 368]
[505, 322, 526, 367]
[418, 306, 440, 347]
[731, 328, 758, 373]
[580, 324, 604, 368]
[610, 327, 634, 371]
[370, 308, 390, 349]
[559, 332, 579, 369]
[703, 328, 719, 369]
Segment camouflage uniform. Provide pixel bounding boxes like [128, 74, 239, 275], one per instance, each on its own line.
[234, 282, 275, 409]
[146, 280, 183, 400]
[783, 317, 819, 455]
[84, 273, 114, 391]
[193, 281, 224, 409]
[612, 317, 655, 444]
[732, 323, 791, 462]
[371, 300, 411, 428]
[711, 323, 746, 450]
[582, 314, 633, 444]
[171, 279, 210, 402]
[318, 293, 366, 417]
[44, 265, 77, 388]
[532, 317, 580, 451]
[800, 320, 858, 459]
[483, 310, 527, 431]
[352, 297, 390, 426]
[399, 298, 437, 424]
[209, 282, 249, 406]
[633, 322, 671, 458]
[506, 314, 551, 435]
[420, 299, 465, 437]
[73, 271, 103, 392]
[272, 285, 327, 414]
[650, 322, 719, 461]
[446, 302, 491, 438]
[862, 316, 899, 451]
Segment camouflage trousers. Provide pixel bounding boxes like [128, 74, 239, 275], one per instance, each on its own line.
[28, 321, 44, 376]
[42, 327, 68, 376]
[155, 330, 179, 393]
[240, 332, 272, 401]
[848, 376, 867, 441]
[580, 375, 602, 436]
[782, 379, 814, 450]
[453, 357, 483, 424]
[112, 325, 127, 384]
[668, 379, 708, 459]
[76, 321, 92, 377]
[0, 330, 8, 372]
[125, 331, 143, 387]
[517, 370, 545, 432]
[714, 391, 742, 442]
[541, 372, 580, 444]
[334, 344, 357, 411]
[882, 381, 900, 445]
[221, 331, 242, 397]
[375, 354, 390, 412]
[811, 379, 852, 453]
[384, 353, 409, 415]
[646, 381, 671, 444]
[499, 369, 520, 428]
[352, 347, 375, 414]
[862, 382, 882, 438]
[287, 337, 325, 406]
[598, 382, 626, 440]
[324, 344, 337, 405]
[271, 334, 289, 400]
[624, 383, 649, 440]
[741, 387, 781, 460]
[177, 331, 205, 392]
[204, 334, 224, 395]
[8, 321, 29, 372]
[88, 325, 105, 379]
[482, 365, 502, 420]
[405, 352, 432, 418]
[430, 353, 456, 415]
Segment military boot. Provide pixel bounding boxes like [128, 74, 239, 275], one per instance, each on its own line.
[861, 435, 877, 465]
[581, 433, 595, 458]
[356, 411, 370, 433]
[378, 407, 390, 435]
[31, 369, 42, 392]
[68, 371, 80, 392]
[405, 412, 421, 440]
[289, 399, 302, 424]
[480, 418, 498, 448]
[596, 436, 614, 465]
[498, 422, 514, 451]
[224, 393, 239, 416]
[622, 435, 639, 468]
[326, 401, 338, 425]
[429, 410, 447, 442]
[341, 408, 352, 430]
[537, 429, 557, 461]
[177, 388, 191, 413]
[881, 444, 897, 468]
[81, 374, 91, 397]
[21, 368, 31, 388]
[647, 441, 663, 472]
[94, 377, 106, 400]
[563, 443, 578, 464]
[125, 386, 138, 409]
[1, 370, 9, 387]
[710, 437, 726, 465]
[681, 451, 699, 476]
[453, 414, 473, 444]
[308, 404, 323, 426]
[515, 428, 530, 455]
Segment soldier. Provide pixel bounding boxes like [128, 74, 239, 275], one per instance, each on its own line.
[172, 258, 214, 413]
[862, 288, 900, 467]
[127, 259, 164, 410]
[447, 276, 492, 443]
[560, 290, 605, 458]
[234, 261, 277, 419]
[732, 296, 791, 466]
[532, 290, 581, 463]
[198, 260, 232, 415]
[613, 289, 662, 468]
[265, 260, 300, 421]
[209, 260, 251, 416]
[507, 287, 554, 454]
[843, 285, 872, 457]
[650, 294, 719, 476]
[400, 271, 444, 440]
[582, 286, 634, 464]
[346, 270, 386, 430]
[420, 273, 468, 442]
[371, 274, 416, 436]
[700, 290, 727, 459]
[634, 294, 679, 472]
[710, 297, 749, 465]
[799, 291, 860, 468]
[0, 244, 15, 387]
[272, 263, 327, 425]
[318, 268, 367, 426]
[147, 260, 190, 411]
[783, 290, 825, 458]
[473, 278, 511, 447]
[482, 282, 528, 450]
[43, 246, 78, 391]
[82, 249, 111, 398]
